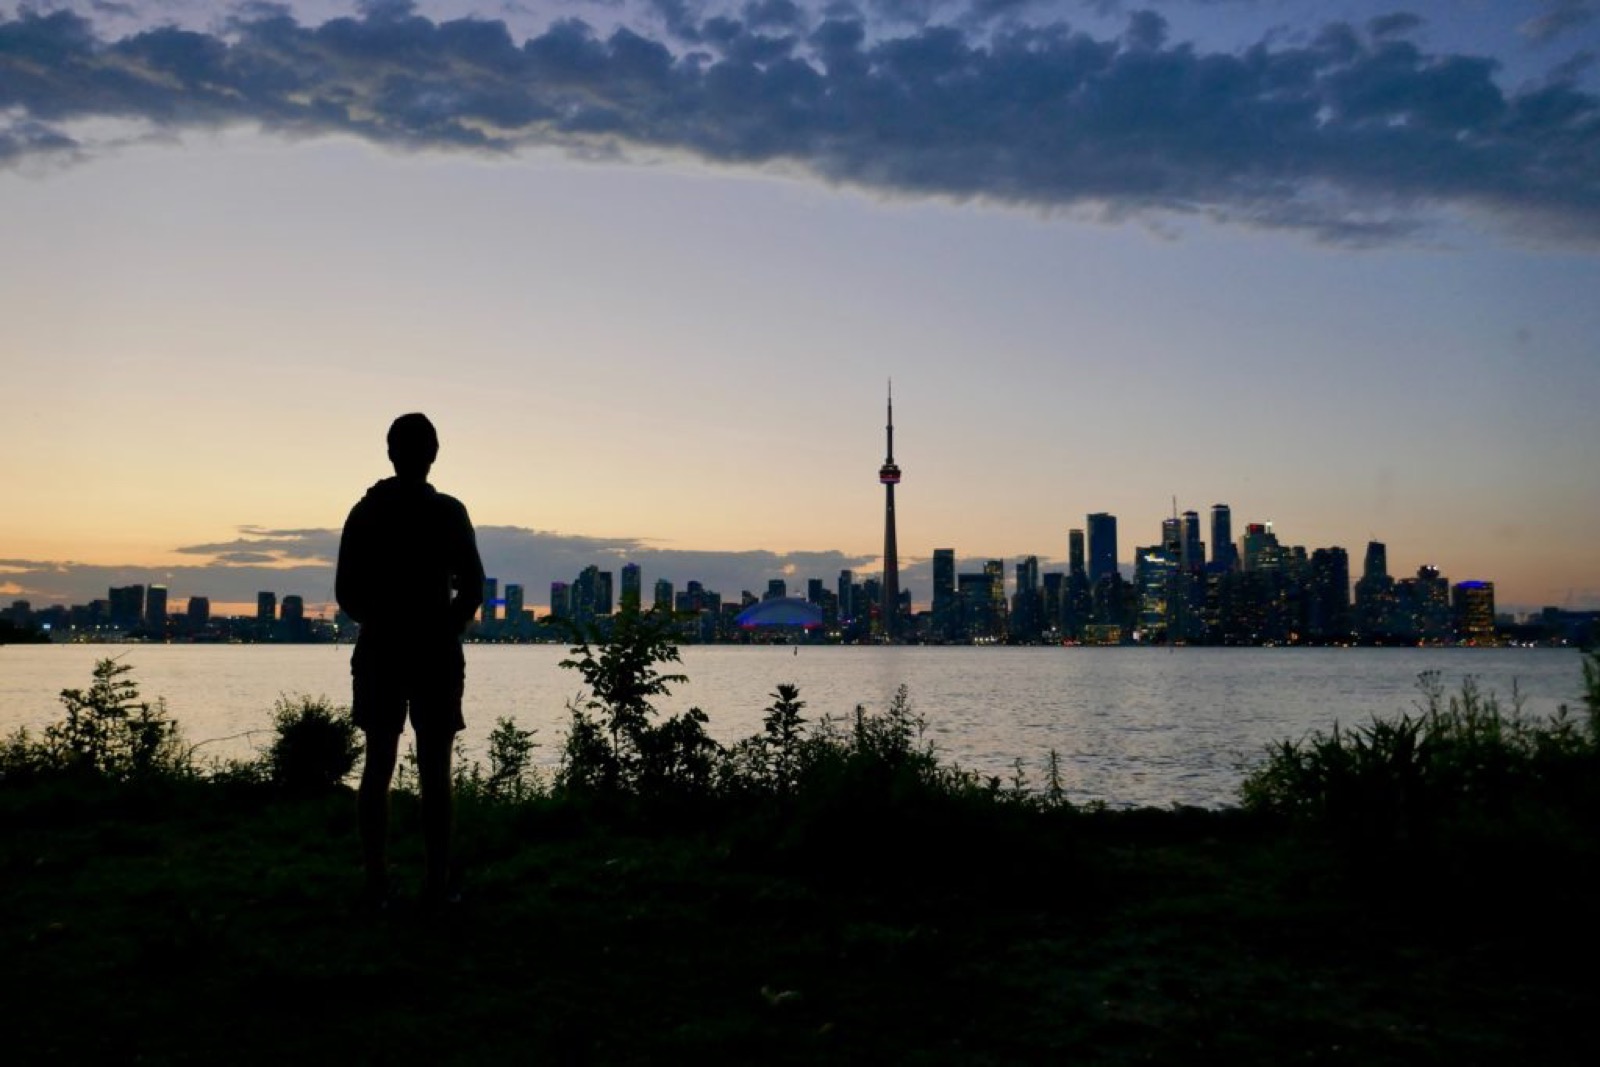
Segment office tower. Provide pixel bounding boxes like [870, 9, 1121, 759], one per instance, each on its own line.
[766, 578, 787, 601]
[505, 583, 525, 622]
[1161, 517, 1182, 556]
[1210, 504, 1236, 572]
[146, 585, 168, 628]
[1012, 556, 1041, 641]
[1353, 541, 1394, 639]
[598, 571, 614, 615]
[653, 578, 674, 614]
[806, 578, 825, 604]
[110, 584, 145, 630]
[1182, 511, 1204, 570]
[1064, 530, 1091, 639]
[984, 559, 1007, 637]
[257, 591, 277, 623]
[1453, 581, 1495, 640]
[482, 577, 498, 623]
[878, 383, 902, 640]
[838, 569, 854, 622]
[1408, 565, 1451, 639]
[1135, 545, 1178, 640]
[1363, 541, 1388, 581]
[958, 572, 996, 640]
[932, 548, 956, 639]
[1087, 513, 1118, 585]
[548, 581, 570, 619]
[620, 563, 641, 610]
[186, 596, 210, 627]
[1241, 522, 1281, 572]
[1042, 572, 1064, 633]
[1068, 530, 1086, 578]
[1307, 547, 1351, 640]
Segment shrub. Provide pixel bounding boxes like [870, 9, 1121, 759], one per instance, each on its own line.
[34, 658, 190, 782]
[263, 694, 362, 793]
[1239, 660, 1600, 846]
[556, 607, 722, 800]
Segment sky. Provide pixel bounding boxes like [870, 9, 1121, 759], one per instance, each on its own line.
[2, 0, 1598, 617]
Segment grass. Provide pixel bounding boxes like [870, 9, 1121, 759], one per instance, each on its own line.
[3, 642, 1599, 1063]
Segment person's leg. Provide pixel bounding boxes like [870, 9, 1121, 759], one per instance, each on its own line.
[415, 726, 456, 902]
[359, 727, 401, 900]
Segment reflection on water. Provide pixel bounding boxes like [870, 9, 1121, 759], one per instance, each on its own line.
[0, 644, 1585, 808]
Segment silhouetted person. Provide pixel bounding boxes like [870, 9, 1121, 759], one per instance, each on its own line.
[336, 413, 484, 908]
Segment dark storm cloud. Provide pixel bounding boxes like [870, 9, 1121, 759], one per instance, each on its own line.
[2, 4, 1598, 243]
[3, 529, 877, 611]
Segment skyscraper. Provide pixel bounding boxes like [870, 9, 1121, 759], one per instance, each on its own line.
[1087, 513, 1118, 585]
[481, 577, 499, 623]
[1182, 511, 1204, 571]
[879, 383, 902, 641]
[256, 591, 276, 623]
[145, 585, 168, 629]
[1210, 504, 1236, 572]
[1453, 581, 1496, 640]
[620, 563, 642, 610]
[1068, 529, 1086, 578]
[505, 583, 525, 622]
[932, 548, 956, 639]
[110, 584, 145, 630]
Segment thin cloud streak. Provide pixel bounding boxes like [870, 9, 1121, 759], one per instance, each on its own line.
[1, 2, 1596, 243]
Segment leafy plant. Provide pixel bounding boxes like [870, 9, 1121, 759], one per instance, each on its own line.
[263, 694, 362, 793]
[556, 606, 720, 798]
[42, 658, 190, 781]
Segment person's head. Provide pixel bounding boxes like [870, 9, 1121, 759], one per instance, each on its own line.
[387, 413, 439, 479]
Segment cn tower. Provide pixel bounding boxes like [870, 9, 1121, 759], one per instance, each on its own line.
[879, 382, 901, 641]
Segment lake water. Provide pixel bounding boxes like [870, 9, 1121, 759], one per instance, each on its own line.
[0, 644, 1589, 808]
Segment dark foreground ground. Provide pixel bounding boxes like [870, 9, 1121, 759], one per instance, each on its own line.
[4, 779, 1597, 1066]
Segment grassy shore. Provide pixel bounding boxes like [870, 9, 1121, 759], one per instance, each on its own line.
[4, 772, 1598, 1065]
[5, 640, 1598, 1064]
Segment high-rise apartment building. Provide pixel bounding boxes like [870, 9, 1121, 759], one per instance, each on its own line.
[186, 596, 210, 627]
[145, 585, 168, 629]
[505, 583, 525, 622]
[653, 578, 674, 614]
[1087, 513, 1118, 585]
[481, 578, 499, 623]
[256, 591, 276, 623]
[110, 584, 145, 630]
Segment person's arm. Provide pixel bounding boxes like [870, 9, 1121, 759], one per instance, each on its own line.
[334, 506, 370, 625]
[449, 501, 486, 633]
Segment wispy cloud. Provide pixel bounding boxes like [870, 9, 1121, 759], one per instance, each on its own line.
[1, 2, 1596, 243]
[1521, 0, 1597, 45]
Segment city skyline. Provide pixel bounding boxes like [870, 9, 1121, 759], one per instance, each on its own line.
[5, 498, 1527, 623]
[3, 1, 1598, 617]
